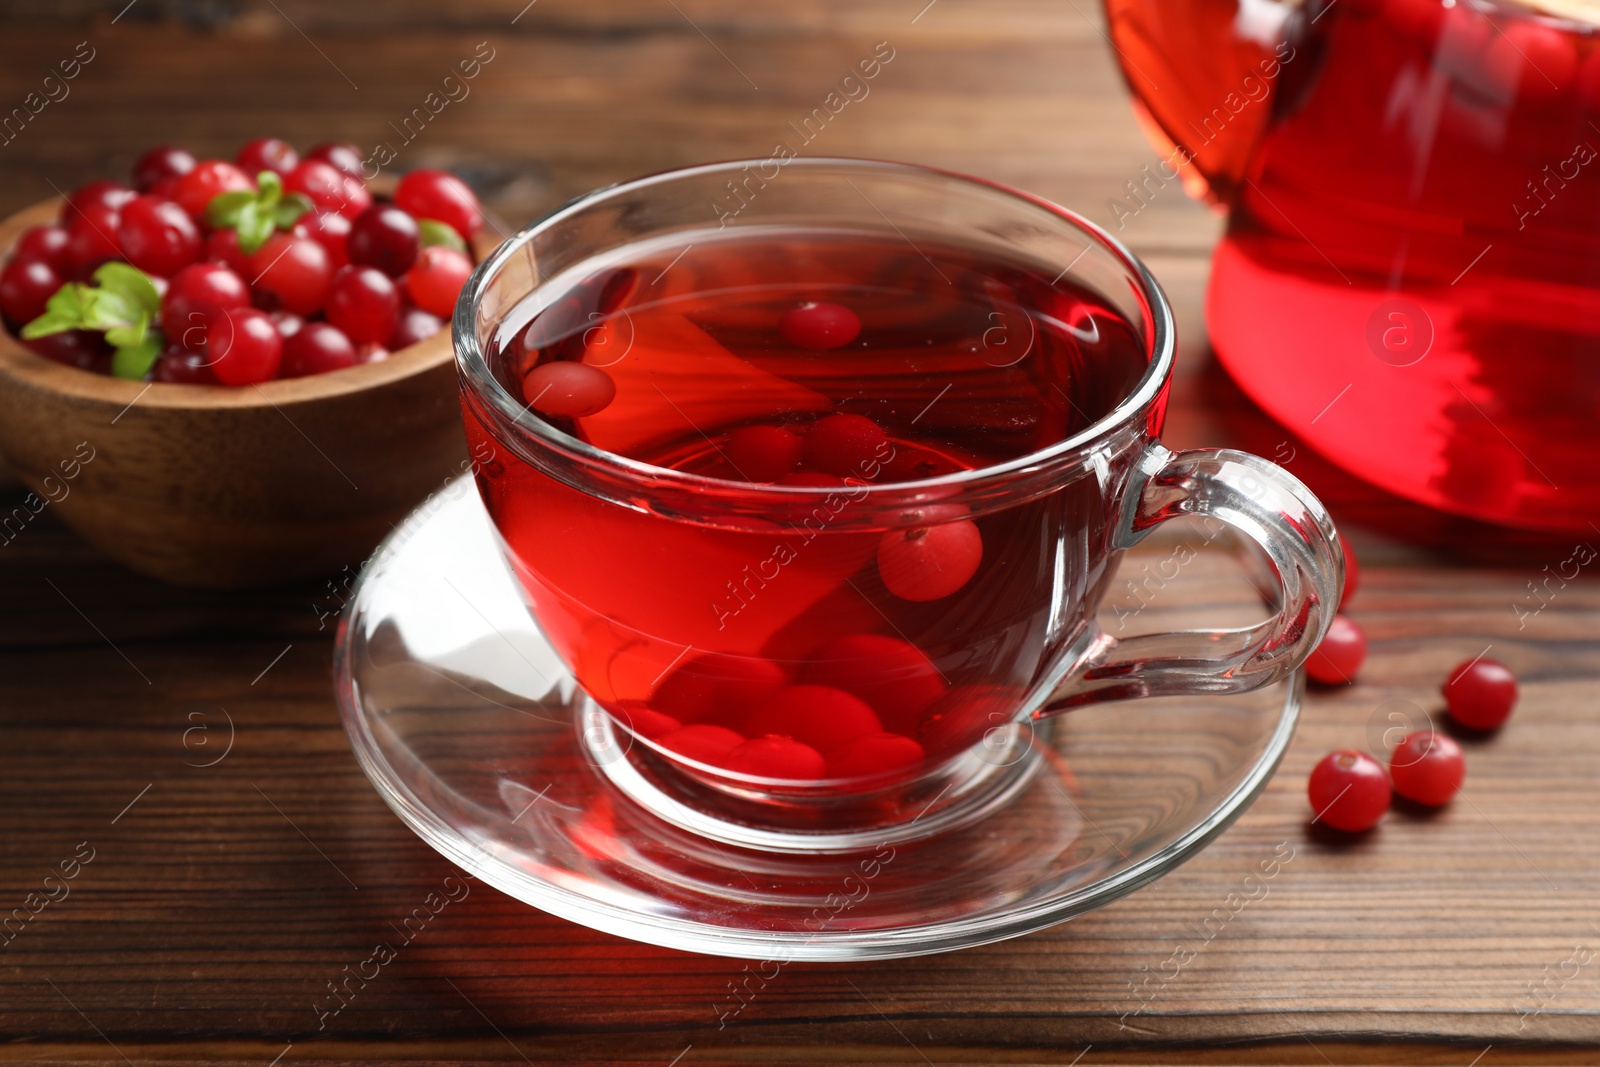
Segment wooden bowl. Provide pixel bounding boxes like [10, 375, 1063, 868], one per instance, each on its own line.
[0, 197, 497, 588]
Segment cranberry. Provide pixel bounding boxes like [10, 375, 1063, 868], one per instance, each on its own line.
[199, 306, 282, 386]
[918, 685, 1018, 757]
[743, 685, 882, 753]
[280, 321, 357, 378]
[306, 142, 365, 179]
[235, 137, 299, 178]
[725, 425, 803, 482]
[1443, 656, 1518, 730]
[722, 735, 826, 780]
[270, 311, 303, 338]
[133, 145, 196, 193]
[1581, 49, 1600, 112]
[803, 413, 889, 477]
[326, 265, 400, 345]
[827, 733, 925, 778]
[25, 329, 112, 372]
[780, 300, 861, 349]
[172, 160, 253, 221]
[347, 204, 419, 277]
[1307, 750, 1390, 832]
[0, 258, 63, 325]
[1339, 532, 1359, 608]
[203, 227, 251, 276]
[1389, 730, 1465, 807]
[151, 343, 217, 383]
[13, 225, 73, 272]
[355, 342, 390, 364]
[878, 517, 983, 602]
[521, 361, 615, 417]
[301, 210, 352, 269]
[651, 653, 788, 726]
[405, 245, 473, 318]
[284, 160, 371, 219]
[389, 307, 443, 349]
[799, 634, 946, 734]
[116, 196, 201, 277]
[161, 261, 249, 339]
[64, 204, 123, 272]
[395, 169, 483, 240]
[248, 233, 333, 317]
[60, 179, 135, 226]
[1484, 21, 1578, 106]
[659, 724, 744, 765]
[1306, 614, 1367, 685]
[612, 702, 681, 741]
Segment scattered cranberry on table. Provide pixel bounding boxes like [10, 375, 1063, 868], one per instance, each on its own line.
[1305, 613, 1367, 685]
[1443, 656, 1518, 730]
[1388, 730, 1465, 807]
[1308, 750, 1391, 832]
[2, 137, 484, 383]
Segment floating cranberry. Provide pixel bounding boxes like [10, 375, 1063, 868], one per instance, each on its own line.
[60, 179, 135, 227]
[200, 306, 282, 386]
[651, 652, 788, 725]
[803, 413, 889, 477]
[659, 724, 745, 765]
[726, 424, 803, 482]
[1443, 656, 1518, 730]
[132, 145, 196, 193]
[0, 258, 62, 325]
[326, 264, 399, 344]
[1307, 749, 1390, 832]
[307, 142, 365, 179]
[395, 169, 483, 240]
[521, 361, 615, 417]
[1306, 614, 1367, 685]
[722, 735, 826, 780]
[800, 633, 946, 734]
[13, 225, 73, 272]
[285, 160, 371, 219]
[172, 160, 253, 221]
[405, 245, 473, 318]
[390, 307, 443, 349]
[1389, 730, 1464, 807]
[248, 233, 333, 317]
[235, 137, 299, 178]
[826, 732, 925, 779]
[117, 195, 202, 277]
[780, 300, 861, 349]
[612, 702, 681, 741]
[347, 204, 419, 277]
[1484, 20, 1578, 107]
[280, 321, 357, 378]
[744, 685, 882, 753]
[877, 517, 983, 602]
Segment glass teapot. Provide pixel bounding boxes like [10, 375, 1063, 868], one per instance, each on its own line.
[1105, 0, 1600, 532]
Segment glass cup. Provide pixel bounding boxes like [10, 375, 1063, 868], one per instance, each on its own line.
[455, 158, 1343, 852]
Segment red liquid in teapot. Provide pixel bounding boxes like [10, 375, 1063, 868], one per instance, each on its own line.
[1109, 0, 1600, 530]
[461, 228, 1151, 785]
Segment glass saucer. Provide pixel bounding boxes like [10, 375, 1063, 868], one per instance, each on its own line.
[334, 475, 1301, 960]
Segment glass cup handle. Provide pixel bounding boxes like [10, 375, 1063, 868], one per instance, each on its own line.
[1042, 443, 1344, 713]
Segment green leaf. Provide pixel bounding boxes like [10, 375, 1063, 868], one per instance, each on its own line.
[81, 288, 138, 332]
[19, 282, 94, 338]
[417, 218, 467, 254]
[92, 262, 161, 316]
[206, 189, 256, 229]
[104, 310, 149, 350]
[110, 329, 163, 380]
[236, 206, 277, 254]
[273, 192, 313, 228]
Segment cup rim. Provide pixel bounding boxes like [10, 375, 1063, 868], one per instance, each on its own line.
[454, 156, 1176, 497]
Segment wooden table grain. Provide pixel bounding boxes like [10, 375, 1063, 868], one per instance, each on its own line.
[2, 2, 1598, 1063]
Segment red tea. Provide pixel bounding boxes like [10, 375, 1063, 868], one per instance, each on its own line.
[462, 228, 1152, 785]
[1107, 0, 1600, 529]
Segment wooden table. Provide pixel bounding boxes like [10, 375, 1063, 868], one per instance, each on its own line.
[2, 2, 1598, 1063]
